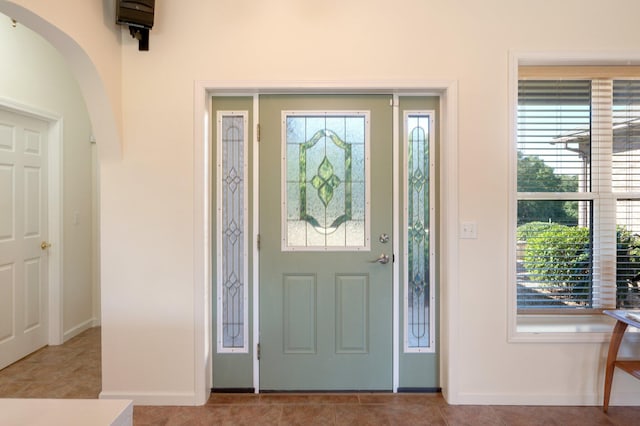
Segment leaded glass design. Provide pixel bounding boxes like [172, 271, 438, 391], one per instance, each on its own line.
[217, 112, 248, 352]
[405, 112, 434, 352]
[283, 113, 369, 250]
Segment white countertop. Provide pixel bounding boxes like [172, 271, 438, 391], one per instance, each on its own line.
[0, 399, 133, 426]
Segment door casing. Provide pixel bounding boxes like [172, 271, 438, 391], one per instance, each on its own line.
[195, 81, 459, 401]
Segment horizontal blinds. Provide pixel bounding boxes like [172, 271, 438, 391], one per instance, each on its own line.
[612, 81, 640, 309]
[612, 80, 640, 193]
[517, 80, 591, 193]
[616, 200, 640, 308]
[516, 78, 640, 310]
[591, 80, 616, 309]
[517, 78, 640, 311]
[516, 201, 594, 309]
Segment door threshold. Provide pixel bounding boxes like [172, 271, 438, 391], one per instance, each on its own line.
[397, 387, 442, 393]
[211, 388, 255, 394]
[259, 389, 392, 394]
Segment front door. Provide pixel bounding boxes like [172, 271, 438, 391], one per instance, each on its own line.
[0, 107, 49, 370]
[259, 95, 393, 391]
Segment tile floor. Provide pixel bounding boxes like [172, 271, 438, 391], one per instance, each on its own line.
[0, 326, 101, 399]
[1, 327, 639, 425]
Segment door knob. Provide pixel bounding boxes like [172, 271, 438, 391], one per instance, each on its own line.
[40, 241, 51, 250]
[370, 253, 390, 265]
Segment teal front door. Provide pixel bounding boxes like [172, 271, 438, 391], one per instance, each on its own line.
[259, 95, 393, 391]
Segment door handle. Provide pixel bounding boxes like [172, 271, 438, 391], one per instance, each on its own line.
[40, 241, 51, 250]
[370, 253, 390, 265]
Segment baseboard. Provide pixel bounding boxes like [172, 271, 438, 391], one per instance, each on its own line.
[63, 318, 99, 343]
[99, 391, 199, 406]
[450, 391, 640, 406]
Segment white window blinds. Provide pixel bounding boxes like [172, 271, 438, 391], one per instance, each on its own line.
[515, 79, 640, 310]
[517, 80, 595, 309]
[612, 81, 640, 309]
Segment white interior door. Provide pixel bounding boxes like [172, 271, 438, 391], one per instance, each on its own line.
[0, 107, 49, 370]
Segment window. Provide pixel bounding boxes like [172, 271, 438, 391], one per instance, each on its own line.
[516, 74, 640, 312]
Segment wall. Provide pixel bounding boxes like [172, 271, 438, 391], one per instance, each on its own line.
[0, 13, 97, 339]
[6, 0, 640, 406]
[0, 0, 122, 162]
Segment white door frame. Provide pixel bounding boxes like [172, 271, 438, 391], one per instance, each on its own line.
[0, 97, 64, 346]
[193, 81, 459, 404]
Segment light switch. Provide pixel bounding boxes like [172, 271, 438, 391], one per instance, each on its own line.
[460, 221, 477, 239]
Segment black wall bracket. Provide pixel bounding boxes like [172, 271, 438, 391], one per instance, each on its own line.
[129, 26, 149, 51]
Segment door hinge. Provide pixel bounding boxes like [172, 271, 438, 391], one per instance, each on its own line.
[257, 123, 261, 142]
[257, 234, 260, 250]
[257, 343, 261, 360]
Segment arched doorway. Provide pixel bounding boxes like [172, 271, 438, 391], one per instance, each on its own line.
[0, 1, 119, 387]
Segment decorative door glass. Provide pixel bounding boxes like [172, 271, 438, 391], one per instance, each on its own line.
[404, 112, 435, 352]
[217, 112, 248, 352]
[282, 112, 370, 251]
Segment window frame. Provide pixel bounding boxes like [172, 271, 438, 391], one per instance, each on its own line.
[508, 52, 640, 342]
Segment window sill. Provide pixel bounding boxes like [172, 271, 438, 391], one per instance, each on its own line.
[510, 314, 640, 343]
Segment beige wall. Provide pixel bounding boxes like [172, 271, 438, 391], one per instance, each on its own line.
[0, 12, 97, 339]
[4, 0, 640, 406]
[0, 0, 122, 162]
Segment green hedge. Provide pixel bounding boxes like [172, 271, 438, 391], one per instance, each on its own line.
[616, 227, 640, 308]
[523, 223, 590, 290]
[519, 222, 640, 307]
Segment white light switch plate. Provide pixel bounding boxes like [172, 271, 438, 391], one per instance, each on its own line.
[460, 221, 477, 239]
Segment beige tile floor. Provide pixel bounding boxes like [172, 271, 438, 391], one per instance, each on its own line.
[0, 326, 101, 399]
[1, 327, 639, 425]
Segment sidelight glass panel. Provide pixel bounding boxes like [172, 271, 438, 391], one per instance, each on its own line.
[217, 112, 248, 352]
[404, 112, 435, 352]
[283, 112, 369, 250]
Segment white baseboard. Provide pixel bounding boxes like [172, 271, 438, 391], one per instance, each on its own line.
[63, 318, 99, 343]
[449, 391, 640, 406]
[99, 391, 199, 406]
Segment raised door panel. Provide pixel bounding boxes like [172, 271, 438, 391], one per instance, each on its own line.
[0, 122, 14, 151]
[23, 166, 41, 238]
[335, 274, 368, 354]
[283, 274, 316, 354]
[0, 165, 14, 242]
[0, 264, 15, 342]
[23, 258, 41, 332]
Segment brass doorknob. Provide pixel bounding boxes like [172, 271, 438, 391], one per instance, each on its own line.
[40, 241, 51, 250]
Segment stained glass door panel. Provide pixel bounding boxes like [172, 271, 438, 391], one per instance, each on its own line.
[259, 95, 393, 390]
[283, 113, 369, 250]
